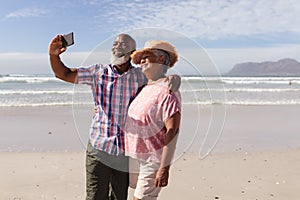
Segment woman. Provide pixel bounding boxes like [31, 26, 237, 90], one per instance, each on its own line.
[125, 40, 181, 200]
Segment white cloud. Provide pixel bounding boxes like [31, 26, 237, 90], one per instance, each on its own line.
[92, 0, 300, 40]
[5, 7, 49, 19]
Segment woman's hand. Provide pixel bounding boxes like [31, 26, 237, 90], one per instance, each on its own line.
[155, 167, 170, 187]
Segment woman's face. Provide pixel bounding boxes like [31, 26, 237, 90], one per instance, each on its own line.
[140, 51, 163, 75]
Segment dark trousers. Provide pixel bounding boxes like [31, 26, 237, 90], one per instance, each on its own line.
[85, 143, 129, 200]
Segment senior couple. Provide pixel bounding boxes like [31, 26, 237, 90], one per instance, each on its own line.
[48, 33, 181, 200]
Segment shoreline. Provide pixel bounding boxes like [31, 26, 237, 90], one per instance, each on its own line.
[1, 104, 300, 153]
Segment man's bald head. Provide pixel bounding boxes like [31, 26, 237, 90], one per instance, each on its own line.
[111, 34, 136, 66]
[115, 34, 136, 53]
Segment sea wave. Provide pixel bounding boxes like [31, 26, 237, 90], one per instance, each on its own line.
[180, 88, 300, 93]
[0, 75, 62, 83]
[220, 77, 300, 85]
[183, 100, 300, 106]
[2, 75, 300, 84]
[182, 76, 300, 85]
[0, 102, 93, 107]
[0, 90, 89, 95]
[1, 100, 299, 107]
[1, 75, 300, 107]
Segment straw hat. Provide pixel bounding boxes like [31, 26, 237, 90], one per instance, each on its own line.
[131, 40, 178, 67]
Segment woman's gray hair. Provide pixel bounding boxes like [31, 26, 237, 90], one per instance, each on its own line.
[151, 49, 170, 73]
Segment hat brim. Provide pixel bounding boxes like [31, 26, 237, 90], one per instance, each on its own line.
[131, 48, 151, 66]
[131, 48, 178, 67]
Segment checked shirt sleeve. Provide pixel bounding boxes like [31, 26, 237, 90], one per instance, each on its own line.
[77, 64, 104, 85]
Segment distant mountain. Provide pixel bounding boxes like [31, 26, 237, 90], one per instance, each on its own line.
[227, 58, 300, 76]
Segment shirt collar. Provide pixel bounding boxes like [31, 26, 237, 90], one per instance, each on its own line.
[110, 63, 134, 75]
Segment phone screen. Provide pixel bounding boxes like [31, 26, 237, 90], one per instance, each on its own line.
[62, 32, 74, 47]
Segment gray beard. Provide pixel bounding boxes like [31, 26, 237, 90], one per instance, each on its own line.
[110, 53, 131, 66]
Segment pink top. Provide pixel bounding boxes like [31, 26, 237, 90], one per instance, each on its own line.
[124, 82, 181, 163]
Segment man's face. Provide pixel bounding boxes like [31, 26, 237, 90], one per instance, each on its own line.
[110, 35, 135, 66]
[112, 36, 132, 57]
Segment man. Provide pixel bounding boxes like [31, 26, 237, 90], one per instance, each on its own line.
[48, 34, 180, 200]
[125, 40, 181, 200]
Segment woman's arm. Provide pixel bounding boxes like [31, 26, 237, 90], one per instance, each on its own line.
[155, 111, 181, 187]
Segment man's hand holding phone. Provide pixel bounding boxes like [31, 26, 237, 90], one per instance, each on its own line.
[48, 32, 74, 57]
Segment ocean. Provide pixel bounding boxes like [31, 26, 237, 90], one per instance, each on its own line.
[1, 74, 300, 107]
[1, 74, 300, 154]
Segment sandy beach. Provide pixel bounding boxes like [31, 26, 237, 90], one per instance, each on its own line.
[1, 105, 300, 199]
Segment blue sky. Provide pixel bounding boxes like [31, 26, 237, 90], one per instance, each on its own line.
[1, 0, 300, 75]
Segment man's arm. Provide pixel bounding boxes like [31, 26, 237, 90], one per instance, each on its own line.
[155, 111, 181, 187]
[48, 35, 78, 83]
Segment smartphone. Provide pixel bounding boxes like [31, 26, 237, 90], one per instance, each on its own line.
[62, 32, 74, 47]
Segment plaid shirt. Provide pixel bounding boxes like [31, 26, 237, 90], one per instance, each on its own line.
[77, 64, 146, 155]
